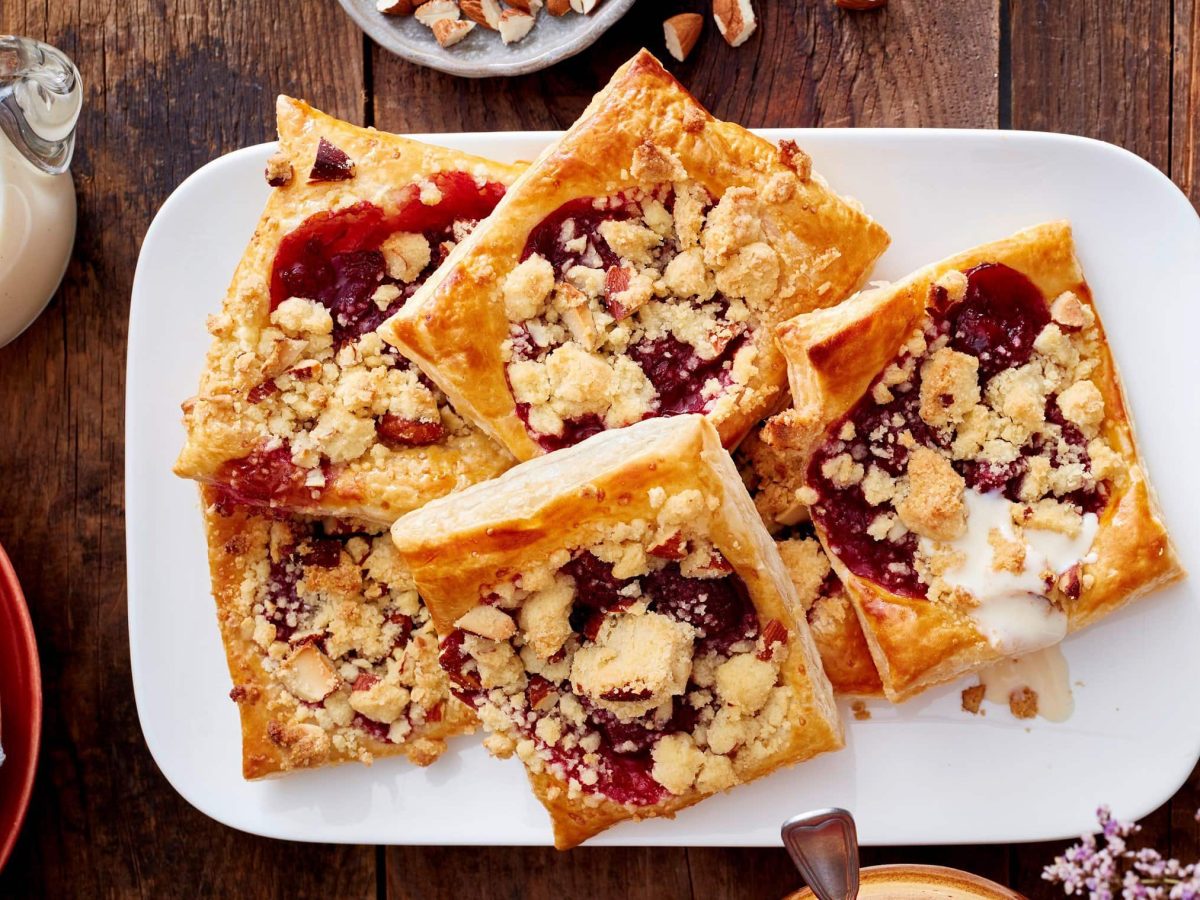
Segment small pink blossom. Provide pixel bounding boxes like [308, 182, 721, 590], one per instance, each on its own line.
[1045, 807, 1200, 900]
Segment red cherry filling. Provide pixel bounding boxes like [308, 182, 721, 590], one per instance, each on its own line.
[808, 262, 1106, 598]
[271, 172, 505, 346]
[948, 263, 1050, 380]
[512, 187, 755, 451]
[642, 562, 759, 654]
[308, 138, 355, 183]
[216, 445, 331, 509]
[440, 550, 758, 806]
[627, 329, 748, 418]
[375, 414, 445, 448]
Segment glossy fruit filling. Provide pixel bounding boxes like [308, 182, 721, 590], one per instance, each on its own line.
[215, 445, 332, 509]
[440, 551, 761, 806]
[510, 188, 749, 451]
[808, 263, 1106, 598]
[271, 171, 505, 346]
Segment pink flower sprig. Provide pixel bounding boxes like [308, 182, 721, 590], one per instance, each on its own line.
[1043, 806, 1200, 899]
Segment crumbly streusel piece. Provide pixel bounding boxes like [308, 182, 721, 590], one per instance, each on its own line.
[389, 414, 841, 848]
[175, 97, 522, 523]
[201, 488, 475, 777]
[380, 50, 888, 463]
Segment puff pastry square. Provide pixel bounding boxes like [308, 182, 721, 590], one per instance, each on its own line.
[175, 98, 523, 523]
[201, 488, 475, 778]
[379, 50, 888, 463]
[771, 221, 1184, 701]
[736, 426, 882, 697]
[389, 414, 842, 848]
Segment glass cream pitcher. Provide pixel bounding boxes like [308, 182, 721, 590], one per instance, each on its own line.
[0, 35, 80, 347]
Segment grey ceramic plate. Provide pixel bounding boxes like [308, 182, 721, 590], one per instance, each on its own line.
[336, 0, 638, 78]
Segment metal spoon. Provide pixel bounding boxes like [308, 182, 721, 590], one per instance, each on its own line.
[781, 808, 861, 900]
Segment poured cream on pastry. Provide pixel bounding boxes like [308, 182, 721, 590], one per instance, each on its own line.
[921, 489, 1098, 654]
[979, 644, 1074, 722]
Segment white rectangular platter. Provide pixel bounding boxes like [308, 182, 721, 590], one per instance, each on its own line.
[128, 128, 1200, 847]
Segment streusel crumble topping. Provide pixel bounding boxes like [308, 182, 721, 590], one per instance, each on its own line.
[206, 165, 507, 509]
[219, 503, 466, 767]
[807, 263, 1119, 612]
[500, 141, 823, 451]
[436, 488, 800, 807]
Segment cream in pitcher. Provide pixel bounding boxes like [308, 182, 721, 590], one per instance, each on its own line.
[0, 35, 80, 347]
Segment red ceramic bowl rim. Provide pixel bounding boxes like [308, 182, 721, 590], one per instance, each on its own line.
[0, 542, 41, 870]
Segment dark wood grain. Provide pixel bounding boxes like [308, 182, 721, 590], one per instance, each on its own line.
[1010, 0, 1173, 168]
[0, 1, 374, 897]
[386, 846, 692, 900]
[1176, 0, 1200, 205]
[0, 0, 1196, 897]
[371, 1, 999, 134]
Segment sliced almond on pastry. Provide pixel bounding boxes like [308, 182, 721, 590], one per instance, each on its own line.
[278, 644, 341, 703]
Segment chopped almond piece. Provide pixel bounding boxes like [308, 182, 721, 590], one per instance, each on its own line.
[277, 645, 341, 703]
[414, 0, 459, 26]
[547, 0, 570, 13]
[460, 0, 503, 28]
[498, 9, 536, 43]
[713, 0, 757, 47]
[433, 18, 474, 46]
[569, 0, 601, 12]
[663, 13, 703, 62]
[455, 605, 517, 642]
[377, 0, 420, 14]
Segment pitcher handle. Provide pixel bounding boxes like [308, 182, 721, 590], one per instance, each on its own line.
[0, 35, 82, 175]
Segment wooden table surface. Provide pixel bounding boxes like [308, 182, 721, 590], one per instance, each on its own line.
[0, 1, 1196, 896]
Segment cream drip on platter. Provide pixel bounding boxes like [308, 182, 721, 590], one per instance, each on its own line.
[920, 488, 1099, 655]
[978, 645, 1075, 723]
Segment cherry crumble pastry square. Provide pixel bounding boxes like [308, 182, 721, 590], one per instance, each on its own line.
[379, 50, 889, 463]
[769, 221, 1184, 701]
[389, 414, 842, 849]
[175, 98, 524, 524]
[202, 488, 474, 778]
[736, 425, 883, 697]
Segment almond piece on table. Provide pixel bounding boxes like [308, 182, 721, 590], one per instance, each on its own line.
[547, 0, 571, 14]
[460, 0, 503, 28]
[569, 0, 602, 13]
[713, 0, 757, 46]
[433, 18, 475, 46]
[498, 9, 536, 43]
[415, 0, 460, 27]
[663, 13, 702, 61]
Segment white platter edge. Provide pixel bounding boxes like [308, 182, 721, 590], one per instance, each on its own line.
[127, 128, 1200, 847]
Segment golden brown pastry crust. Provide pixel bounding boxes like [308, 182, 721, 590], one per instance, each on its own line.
[391, 415, 843, 848]
[736, 425, 883, 697]
[380, 50, 889, 463]
[773, 221, 1184, 701]
[175, 97, 522, 523]
[201, 488, 476, 778]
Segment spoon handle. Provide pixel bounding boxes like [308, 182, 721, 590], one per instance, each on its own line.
[781, 807, 861, 900]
